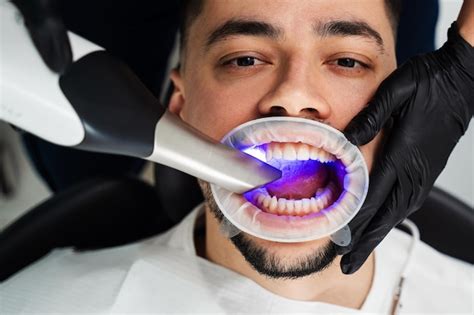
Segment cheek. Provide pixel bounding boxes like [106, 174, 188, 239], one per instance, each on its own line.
[180, 73, 270, 141]
[320, 73, 386, 173]
[321, 77, 378, 131]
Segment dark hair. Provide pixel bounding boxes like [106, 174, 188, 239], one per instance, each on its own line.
[179, 0, 402, 51]
[178, 0, 205, 53]
[384, 0, 403, 36]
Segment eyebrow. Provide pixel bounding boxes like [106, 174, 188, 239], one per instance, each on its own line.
[314, 20, 384, 52]
[206, 19, 283, 48]
[205, 18, 384, 53]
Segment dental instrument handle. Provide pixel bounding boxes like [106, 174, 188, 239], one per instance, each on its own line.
[150, 111, 283, 194]
[58, 51, 281, 194]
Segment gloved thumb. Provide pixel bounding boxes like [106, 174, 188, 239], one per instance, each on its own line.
[11, 0, 72, 74]
[28, 15, 72, 74]
[344, 62, 416, 146]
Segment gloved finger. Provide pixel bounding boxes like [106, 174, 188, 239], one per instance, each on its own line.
[28, 16, 72, 74]
[340, 218, 393, 274]
[341, 163, 403, 274]
[336, 154, 397, 256]
[11, 0, 72, 73]
[344, 65, 416, 146]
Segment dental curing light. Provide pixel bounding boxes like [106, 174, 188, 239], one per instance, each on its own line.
[211, 117, 369, 245]
[0, 2, 281, 194]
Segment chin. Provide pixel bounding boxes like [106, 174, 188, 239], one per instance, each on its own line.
[243, 232, 334, 263]
[253, 233, 330, 250]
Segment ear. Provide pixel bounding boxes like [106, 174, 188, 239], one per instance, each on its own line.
[168, 69, 186, 117]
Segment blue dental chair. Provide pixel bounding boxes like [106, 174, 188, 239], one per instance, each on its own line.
[0, 166, 472, 282]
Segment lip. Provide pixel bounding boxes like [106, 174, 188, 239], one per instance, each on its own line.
[210, 117, 369, 243]
[215, 190, 361, 243]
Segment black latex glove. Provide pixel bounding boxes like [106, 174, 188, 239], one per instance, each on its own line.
[339, 22, 474, 274]
[11, 0, 72, 73]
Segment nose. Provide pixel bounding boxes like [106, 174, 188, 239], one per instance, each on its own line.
[258, 59, 331, 121]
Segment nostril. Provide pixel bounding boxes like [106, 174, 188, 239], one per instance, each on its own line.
[303, 108, 318, 114]
[301, 107, 330, 122]
[269, 105, 287, 116]
[268, 106, 322, 118]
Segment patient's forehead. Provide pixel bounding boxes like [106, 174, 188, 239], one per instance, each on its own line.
[185, 0, 395, 56]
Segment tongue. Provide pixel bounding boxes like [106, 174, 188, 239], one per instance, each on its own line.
[265, 160, 328, 199]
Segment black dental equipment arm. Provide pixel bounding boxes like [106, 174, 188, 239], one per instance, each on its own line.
[339, 21, 474, 274]
[58, 51, 281, 193]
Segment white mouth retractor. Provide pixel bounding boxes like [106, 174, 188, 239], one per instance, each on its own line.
[210, 117, 369, 245]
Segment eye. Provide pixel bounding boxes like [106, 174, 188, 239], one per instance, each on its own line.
[325, 56, 372, 77]
[337, 58, 356, 67]
[224, 56, 265, 67]
[333, 58, 369, 68]
[334, 58, 368, 69]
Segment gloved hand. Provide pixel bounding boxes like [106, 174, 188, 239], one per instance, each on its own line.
[11, 0, 72, 73]
[339, 22, 474, 274]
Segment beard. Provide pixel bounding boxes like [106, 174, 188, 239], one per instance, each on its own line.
[198, 180, 338, 280]
[230, 233, 338, 280]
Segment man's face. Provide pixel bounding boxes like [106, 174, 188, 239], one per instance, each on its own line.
[170, 0, 396, 278]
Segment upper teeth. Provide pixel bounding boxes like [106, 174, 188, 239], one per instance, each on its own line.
[266, 142, 336, 162]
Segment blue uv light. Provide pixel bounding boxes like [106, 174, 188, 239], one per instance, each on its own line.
[242, 146, 267, 162]
[242, 145, 346, 203]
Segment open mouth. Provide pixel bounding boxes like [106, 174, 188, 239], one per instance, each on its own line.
[243, 142, 345, 217]
[210, 116, 369, 243]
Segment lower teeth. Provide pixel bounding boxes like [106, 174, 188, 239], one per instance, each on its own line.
[251, 182, 337, 216]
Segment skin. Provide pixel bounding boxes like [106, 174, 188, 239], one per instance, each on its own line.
[458, 0, 474, 44]
[169, 0, 396, 309]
